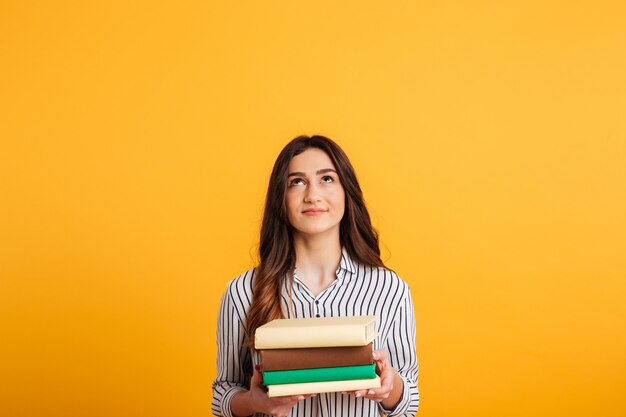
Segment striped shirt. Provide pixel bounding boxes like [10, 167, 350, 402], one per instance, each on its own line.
[212, 247, 419, 417]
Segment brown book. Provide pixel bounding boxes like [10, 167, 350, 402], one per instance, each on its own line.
[260, 343, 373, 371]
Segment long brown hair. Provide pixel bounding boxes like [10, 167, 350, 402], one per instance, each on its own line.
[245, 135, 385, 347]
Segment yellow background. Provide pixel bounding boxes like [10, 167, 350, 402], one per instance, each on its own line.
[1, 1, 625, 416]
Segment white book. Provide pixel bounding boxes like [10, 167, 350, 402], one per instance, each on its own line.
[255, 315, 378, 349]
[267, 376, 381, 397]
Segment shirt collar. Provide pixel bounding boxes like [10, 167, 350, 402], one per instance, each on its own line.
[336, 246, 358, 279]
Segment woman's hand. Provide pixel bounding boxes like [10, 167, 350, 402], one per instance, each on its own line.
[236, 365, 316, 417]
[344, 349, 403, 409]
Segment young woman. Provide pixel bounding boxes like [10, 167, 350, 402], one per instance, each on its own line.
[212, 136, 419, 417]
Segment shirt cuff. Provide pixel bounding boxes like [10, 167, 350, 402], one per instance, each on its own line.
[220, 386, 248, 417]
[378, 374, 410, 417]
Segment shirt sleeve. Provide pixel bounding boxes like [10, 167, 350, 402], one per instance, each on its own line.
[378, 285, 420, 417]
[211, 285, 252, 417]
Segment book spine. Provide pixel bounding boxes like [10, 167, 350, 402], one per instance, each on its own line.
[263, 364, 376, 385]
[267, 376, 381, 397]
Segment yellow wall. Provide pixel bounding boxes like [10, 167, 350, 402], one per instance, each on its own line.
[1, 1, 625, 416]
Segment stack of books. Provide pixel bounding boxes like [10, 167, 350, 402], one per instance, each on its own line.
[255, 315, 381, 397]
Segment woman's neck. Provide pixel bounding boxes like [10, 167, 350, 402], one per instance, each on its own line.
[292, 233, 342, 297]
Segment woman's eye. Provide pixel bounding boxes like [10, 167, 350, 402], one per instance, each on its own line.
[289, 178, 305, 186]
[321, 176, 334, 183]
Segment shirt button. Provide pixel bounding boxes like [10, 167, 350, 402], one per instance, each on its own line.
[315, 300, 319, 305]
[315, 314, 320, 317]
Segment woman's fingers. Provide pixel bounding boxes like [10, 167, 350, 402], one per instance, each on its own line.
[372, 349, 388, 361]
[359, 349, 395, 402]
[342, 349, 393, 401]
[250, 365, 264, 388]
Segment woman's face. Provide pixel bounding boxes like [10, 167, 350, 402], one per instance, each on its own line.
[285, 148, 345, 239]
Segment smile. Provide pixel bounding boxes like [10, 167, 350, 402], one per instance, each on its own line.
[302, 209, 327, 216]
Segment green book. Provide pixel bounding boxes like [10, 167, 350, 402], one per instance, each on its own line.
[262, 364, 376, 385]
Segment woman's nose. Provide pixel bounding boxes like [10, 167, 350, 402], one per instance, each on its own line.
[304, 183, 321, 203]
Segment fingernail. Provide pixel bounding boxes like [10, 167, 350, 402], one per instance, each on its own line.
[341, 391, 346, 394]
[368, 390, 375, 395]
[372, 352, 378, 359]
[298, 395, 304, 400]
[355, 392, 361, 398]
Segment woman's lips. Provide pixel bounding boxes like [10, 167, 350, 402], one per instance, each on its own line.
[302, 209, 327, 216]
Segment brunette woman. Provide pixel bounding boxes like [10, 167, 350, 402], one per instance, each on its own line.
[212, 135, 419, 417]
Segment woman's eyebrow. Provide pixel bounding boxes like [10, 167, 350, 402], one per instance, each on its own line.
[287, 168, 337, 177]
